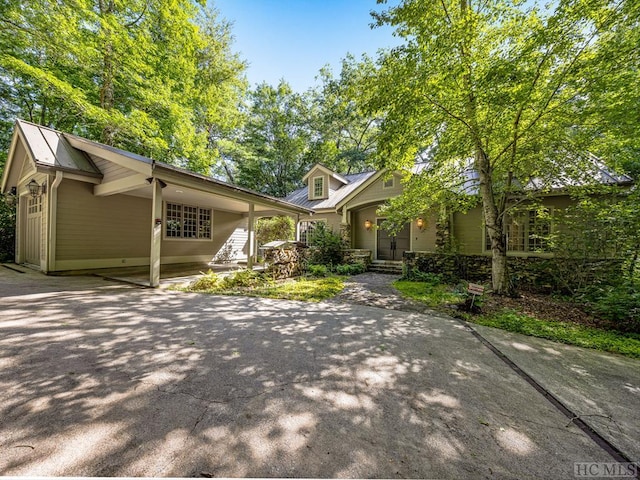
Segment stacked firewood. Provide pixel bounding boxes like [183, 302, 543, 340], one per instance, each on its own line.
[264, 243, 307, 279]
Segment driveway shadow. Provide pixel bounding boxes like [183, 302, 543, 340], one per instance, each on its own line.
[0, 269, 613, 477]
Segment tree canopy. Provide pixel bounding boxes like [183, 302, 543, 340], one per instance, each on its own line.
[368, 0, 639, 293]
[0, 0, 246, 174]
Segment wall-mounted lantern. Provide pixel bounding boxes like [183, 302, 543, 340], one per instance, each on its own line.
[27, 179, 46, 198]
[416, 217, 425, 230]
[3, 186, 17, 207]
[364, 219, 372, 231]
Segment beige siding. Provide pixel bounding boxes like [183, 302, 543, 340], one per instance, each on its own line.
[347, 173, 402, 208]
[353, 206, 378, 251]
[412, 212, 438, 251]
[453, 207, 484, 254]
[56, 178, 151, 262]
[161, 210, 245, 262]
[297, 212, 342, 233]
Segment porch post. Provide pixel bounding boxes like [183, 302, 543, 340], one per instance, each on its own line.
[247, 203, 255, 268]
[149, 179, 163, 287]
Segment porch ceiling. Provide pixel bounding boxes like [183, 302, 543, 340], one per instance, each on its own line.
[124, 182, 289, 215]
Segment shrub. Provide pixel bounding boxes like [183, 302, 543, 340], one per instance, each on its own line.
[403, 267, 442, 285]
[190, 270, 221, 291]
[307, 264, 329, 277]
[335, 262, 366, 276]
[221, 268, 269, 288]
[256, 215, 295, 246]
[589, 284, 640, 332]
[308, 222, 342, 266]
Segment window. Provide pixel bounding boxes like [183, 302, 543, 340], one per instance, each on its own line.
[312, 176, 324, 198]
[383, 177, 394, 189]
[299, 220, 326, 245]
[485, 209, 551, 253]
[165, 202, 212, 239]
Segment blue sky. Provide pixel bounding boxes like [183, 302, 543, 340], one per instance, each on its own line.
[212, 0, 401, 92]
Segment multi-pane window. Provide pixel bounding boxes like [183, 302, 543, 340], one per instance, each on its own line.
[313, 177, 324, 198]
[485, 209, 551, 253]
[27, 196, 41, 214]
[299, 220, 325, 245]
[528, 210, 550, 252]
[165, 203, 212, 239]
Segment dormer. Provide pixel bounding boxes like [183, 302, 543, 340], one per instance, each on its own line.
[302, 164, 349, 201]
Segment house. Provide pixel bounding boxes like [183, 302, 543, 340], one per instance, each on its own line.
[285, 161, 633, 264]
[0, 120, 311, 286]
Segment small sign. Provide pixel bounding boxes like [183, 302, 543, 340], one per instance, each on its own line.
[467, 283, 485, 295]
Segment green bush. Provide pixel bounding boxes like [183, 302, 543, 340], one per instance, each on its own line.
[335, 262, 366, 276]
[307, 264, 329, 277]
[403, 267, 442, 285]
[308, 222, 343, 266]
[0, 200, 16, 262]
[190, 270, 221, 291]
[256, 216, 295, 246]
[589, 284, 640, 332]
[221, 268, 269, 288]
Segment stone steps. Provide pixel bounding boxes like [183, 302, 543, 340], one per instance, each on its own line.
[367, 261, 404, 275]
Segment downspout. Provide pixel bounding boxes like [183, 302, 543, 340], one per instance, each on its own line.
[47, 171, 64, 273]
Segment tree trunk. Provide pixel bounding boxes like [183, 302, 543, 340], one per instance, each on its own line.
[475, 149, 510, 294]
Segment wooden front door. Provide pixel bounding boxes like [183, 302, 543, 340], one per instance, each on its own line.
[25, 195, 41, 266]
[376, 219, 410, 260]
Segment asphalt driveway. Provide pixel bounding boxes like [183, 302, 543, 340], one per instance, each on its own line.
[0, 266, 636, 478]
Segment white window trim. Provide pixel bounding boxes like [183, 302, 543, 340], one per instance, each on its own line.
[163, 202, 213, 242]
[310, 176, 325, 200]
[298, 218, 326, 245]
[382, 176, 395, 190]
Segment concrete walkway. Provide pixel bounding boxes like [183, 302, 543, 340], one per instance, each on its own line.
[0, 266, 638, 478]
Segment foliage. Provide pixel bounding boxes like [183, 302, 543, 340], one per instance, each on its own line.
[548, 188, 640, 293]
[187, 271, 344, 302]
[402, 268, 442, 284]
[190, 270, 222, 291]
[0, 199, 16, 261]
[220, 269, 269, 289]
[308, 222, 343, 266]
[368, 0, 639, 293]
[255, 216, 295, 246]
[256, 277, 344, 302]
[307, 54, 380, 174]
[0, 0, 246, 173]
[306, 264, 329, 278]
[232, 81, 312, 196]
[465, 310, 640, 359]
[583, 284, 640, 332]
[335, 262, 366, 276]
[393, 280, 465, 307]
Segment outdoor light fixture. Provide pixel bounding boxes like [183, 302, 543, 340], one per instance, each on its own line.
[416, 217, 425, 230]
[4, 187, 17, 207]
[364, 219, 372, 231]
[27, 179, 41, 198]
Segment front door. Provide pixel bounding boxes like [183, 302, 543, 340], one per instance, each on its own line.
[25, 195, 41, 266]
[376, 219, 410, 260]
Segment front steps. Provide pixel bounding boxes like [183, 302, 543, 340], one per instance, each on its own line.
[367, 260, 404, 275]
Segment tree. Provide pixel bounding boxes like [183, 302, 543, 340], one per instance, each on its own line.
[368, 0, 638, 293]
[255, 216, 295, 246]
[233, 81, 312, 197]
[307, 54, 380, 174]
[0, 0, 246, 174]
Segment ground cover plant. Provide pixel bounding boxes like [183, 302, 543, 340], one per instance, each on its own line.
[185, 269, 344, 302]
[394, 278, 640, 359]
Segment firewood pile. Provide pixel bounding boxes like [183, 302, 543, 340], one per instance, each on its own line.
[262, 241, 307, 279]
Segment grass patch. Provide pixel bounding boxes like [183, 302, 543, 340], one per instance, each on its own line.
[394, 280, 640, 358]
[393, 280, 464, 307]
[184, 271, 344, 303]
[465, 310, 640, 358]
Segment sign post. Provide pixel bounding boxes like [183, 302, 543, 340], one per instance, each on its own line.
[467, 283, 485, 309]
